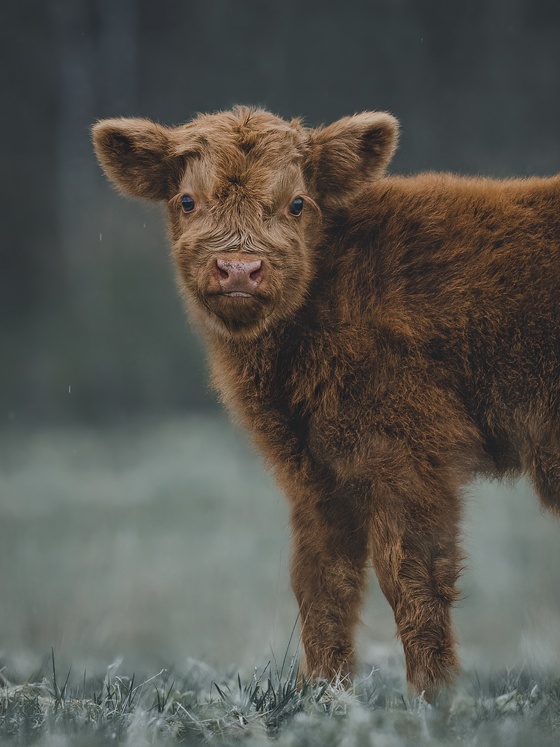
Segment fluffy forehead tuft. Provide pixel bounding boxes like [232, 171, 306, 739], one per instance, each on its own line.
[175, 106, 305, 155]
[173, 107, 308, 207]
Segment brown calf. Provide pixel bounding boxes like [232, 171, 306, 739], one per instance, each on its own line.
[93, 107, 560, 698]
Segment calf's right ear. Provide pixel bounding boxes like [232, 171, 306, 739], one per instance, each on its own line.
[92, 118, 181, 201]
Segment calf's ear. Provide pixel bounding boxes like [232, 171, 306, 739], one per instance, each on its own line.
[307, 112, 399, 206]
[92, 118, 181, 201]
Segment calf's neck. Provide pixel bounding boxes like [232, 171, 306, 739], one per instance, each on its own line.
[93, 107, 560, 698]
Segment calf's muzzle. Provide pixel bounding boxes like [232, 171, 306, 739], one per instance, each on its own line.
[214, 255, 264, 296]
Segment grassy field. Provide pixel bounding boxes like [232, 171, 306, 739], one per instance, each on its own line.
[2, 415, 560, 744]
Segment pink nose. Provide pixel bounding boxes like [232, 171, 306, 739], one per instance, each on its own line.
[215, 257, 263, 295]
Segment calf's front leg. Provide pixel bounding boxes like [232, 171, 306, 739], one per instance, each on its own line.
[286, 460, 462, 697]
[289, 491, 370, 681]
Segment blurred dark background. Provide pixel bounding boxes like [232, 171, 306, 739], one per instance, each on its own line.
[2, 0, 560, 682]
[2, 0, 560, 425]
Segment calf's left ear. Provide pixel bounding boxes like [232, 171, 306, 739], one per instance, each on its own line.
[92, 118, 181, 201]
[306, 112, 399, 206]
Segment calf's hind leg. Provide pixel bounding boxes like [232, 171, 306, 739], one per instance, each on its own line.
[370, 471, 463, 699]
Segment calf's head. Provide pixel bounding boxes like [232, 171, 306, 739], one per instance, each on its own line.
[93, 107, 398, 338]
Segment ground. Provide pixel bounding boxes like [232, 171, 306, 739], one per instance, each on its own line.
[1, 416, 560, 744]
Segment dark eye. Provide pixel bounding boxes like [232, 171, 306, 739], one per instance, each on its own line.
[289, 197, 304, 216]
[181, 194, 195, 213]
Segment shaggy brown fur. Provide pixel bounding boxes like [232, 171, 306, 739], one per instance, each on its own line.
[93, 107, 560, 698]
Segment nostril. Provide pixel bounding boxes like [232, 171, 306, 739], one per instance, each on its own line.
[215, 258, 229, 279]
[249, 261, 263, 282]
